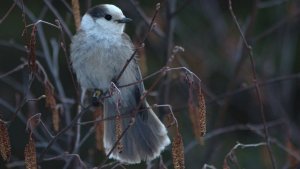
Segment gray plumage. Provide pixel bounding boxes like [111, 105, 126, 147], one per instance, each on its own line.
[70, 4, 170, 164]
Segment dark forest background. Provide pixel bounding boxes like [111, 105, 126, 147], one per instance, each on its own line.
[1, 0, 300, 169]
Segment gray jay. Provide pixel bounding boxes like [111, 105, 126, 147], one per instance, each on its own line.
[70, 4, 170, 164]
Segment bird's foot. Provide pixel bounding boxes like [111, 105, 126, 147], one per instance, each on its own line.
[92, 89, 102, 106]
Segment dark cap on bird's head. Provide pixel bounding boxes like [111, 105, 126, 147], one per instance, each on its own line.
[87, 4, 132, 23]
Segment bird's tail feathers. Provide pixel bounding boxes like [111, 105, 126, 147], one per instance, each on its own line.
[103, 99, 170, 164]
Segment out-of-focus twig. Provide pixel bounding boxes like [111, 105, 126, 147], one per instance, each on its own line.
[71, 0, 81, 30]
[184, 119, 283, 154]
[171, 0, 193, 17]
[254, 10, 300, 41]
[0, 2, 16, 24]
[224, 141, 267, 168]
[42, 0, 72, 38]
[114, 3, 161, 85]
[119, 66, 201, 88]
[208, 73, 300, 104]
[0, 63, 27, 79]
[248, 125, 300, 162]
[229, 0, 277, 168]
[258, 0, 288, 8]
[38, 104, 92, 162]
[128, 0, 165, 38]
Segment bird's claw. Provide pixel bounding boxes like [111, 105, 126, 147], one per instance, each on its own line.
[92, 89, 102, 106]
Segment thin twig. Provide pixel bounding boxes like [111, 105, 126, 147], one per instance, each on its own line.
[0, 62, 28, 79]
[42, 0, 72, 38]
[153, 104, 178, 129]
[9, 76, 34, 123]
[208, 73, 300, 104]
[119, 66, 200, 88]
[247, 125, 300, 161]
[26, 95, 46, 102]
[128, 0, 165, 38]
[114, 3, 161, 83]
[254, 10, 300, 41]
[26, 20, 60, 29]
[228, 1, 277, 168]
[171, 0, 193, 17]
[38, 104, 92, 162]
[225, 141, 267, 164]
[0, 2, 16, 24]
[184, 119, 284, 154]
[99, 161, 119, 169]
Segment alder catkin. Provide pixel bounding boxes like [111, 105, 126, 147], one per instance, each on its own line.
[0, 120, 11, 161]
[115, 114, 123, 153]
[44, 80, 60, 132]
[172, 132, 185, 169]
[24, 137, 37, 169]
[188, 82, 206, 143]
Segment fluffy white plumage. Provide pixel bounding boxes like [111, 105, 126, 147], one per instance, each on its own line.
[70, 4, 170, 164]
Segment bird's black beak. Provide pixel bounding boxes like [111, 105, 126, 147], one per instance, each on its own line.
[116, 17, 132, 23]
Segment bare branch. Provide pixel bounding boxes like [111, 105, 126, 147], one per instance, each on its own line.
[0, 2, 16, 24]
[228, 0, 277, 168]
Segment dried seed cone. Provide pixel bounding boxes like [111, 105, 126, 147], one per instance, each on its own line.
[28, 26, 37, 73]
[188, 84, 206, 143]
[94, 108, 104, 151]
[172, 132, 185, 169]
[71, 0, 81, 30]
[24, 137, 37, 169]
[44, 81, 59, 132]
[52, 109, 60, 132]
[223, 159, 230, 169]
[197, 88, 206, 137]
[0, 120, 11, 161]
[115, 114, 123, 153]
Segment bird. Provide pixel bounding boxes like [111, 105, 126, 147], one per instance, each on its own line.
[70, 4, 170, 164]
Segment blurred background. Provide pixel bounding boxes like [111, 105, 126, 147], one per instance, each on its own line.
[1, 0, 300, 169]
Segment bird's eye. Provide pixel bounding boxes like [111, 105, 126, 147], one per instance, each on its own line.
[104, 14, 112, 21]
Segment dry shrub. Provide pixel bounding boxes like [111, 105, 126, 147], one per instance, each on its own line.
[0, 120, 11, 161]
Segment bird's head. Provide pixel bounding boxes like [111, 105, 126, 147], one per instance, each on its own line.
[80, 4, 132, 34]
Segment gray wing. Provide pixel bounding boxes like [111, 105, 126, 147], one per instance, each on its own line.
[121, 33, 148, 119]
[121, 33, 146, 93]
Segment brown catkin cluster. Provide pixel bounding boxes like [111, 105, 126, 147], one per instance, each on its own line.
[223, 159, 230, 169]
[115, 114, 123, 153]
[44, 80, 60, 132]
[71, 0, 81, 30]
[188, 82, 206, 143]
[172, 132, 185, 169]
[0, 120, 11, 161]
[197, 88, 206, 137]
[24, 137, 37, 169]
[94, 108, 104, 151]
[28, 26, 37, 73]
